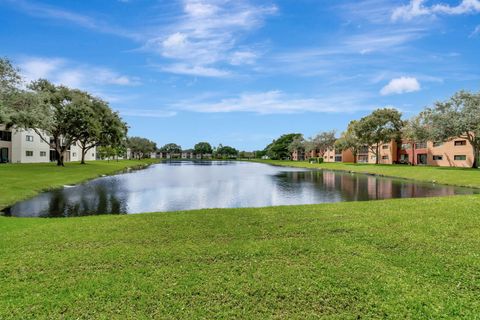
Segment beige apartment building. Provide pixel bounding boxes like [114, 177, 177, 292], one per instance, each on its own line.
[0, 124, 96, 163]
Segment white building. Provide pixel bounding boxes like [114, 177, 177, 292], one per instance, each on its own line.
[0, 125, 96, 163]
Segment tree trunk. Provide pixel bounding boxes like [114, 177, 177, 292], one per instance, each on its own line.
[472, 145, 479, 169]
[411, 142, 415, 166]
[81, 149, 86, 165]
[375, 144, 379, 164]
[55, 148, 64, 166]
[353, 151, 357, 164]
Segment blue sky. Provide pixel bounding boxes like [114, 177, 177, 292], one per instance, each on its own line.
[0, 0, 479, 150]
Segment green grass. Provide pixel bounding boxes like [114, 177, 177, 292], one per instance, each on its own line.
[0, 159, 157, 209]
[252, 159, 480, 188]
[1, 196, 480, 318]
[2, 160, 480, 318]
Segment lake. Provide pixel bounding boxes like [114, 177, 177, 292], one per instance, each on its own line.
[3, 161, 479, 217]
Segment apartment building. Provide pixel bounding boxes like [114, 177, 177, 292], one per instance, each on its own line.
[0, 125, 96, 163]
[290, 137, 475, 167]
[323, 148, 355, 163]
[399, 138, 474, 167]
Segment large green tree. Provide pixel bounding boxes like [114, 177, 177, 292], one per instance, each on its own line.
[0, 58, 22, 124]
[422, 91, 480, 168]
[14, 80, 85, 166]
[127, 137, 157, 159]
[160, 143, 182, 154]
[309, 131, 336, 157]
[216, 144, 239, 159]
[266, 133, 302, 160]
[287, 135, 305, 155]
[355, 108, 404, 164]
[335, 121, 362, 163]
[72, 94, 128, 164]
[194, 142, 213, 158]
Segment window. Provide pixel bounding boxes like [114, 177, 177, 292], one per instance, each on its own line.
[432, 155, 443, 161]
[433, 142, 443, 147]
[454, 155, 467, 161]
[454, 140, 467, 146]
[382, 145, 389, 150]
[26, 151, 33, 157]
[335, 156, 342, 162]
[72, 152, 76, 157]
[401, 143, 410, 150]
[415, 142, 427, 149]
[382, 155, 389, 160]
[40, 151, 47, 157]
[359, 146, 369, 154]
[0, 131, 12, 141]
[26, 135, 34, 142]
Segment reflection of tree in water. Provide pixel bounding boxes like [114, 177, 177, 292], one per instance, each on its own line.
[44, 181, 127, 217]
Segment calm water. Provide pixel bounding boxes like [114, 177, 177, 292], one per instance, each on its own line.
[3, 161, 479, 217]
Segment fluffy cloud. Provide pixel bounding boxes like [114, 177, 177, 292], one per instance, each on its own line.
[173, 90, 374, 114]
[380, 77, 421, 95]
[19, 57, 139, 89]
[392, 0, 480, 21]
[145, 0, 277, 77]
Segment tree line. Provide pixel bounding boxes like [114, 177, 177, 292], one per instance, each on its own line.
[154, 141, 239, 159]
[263, 90, 480, 168]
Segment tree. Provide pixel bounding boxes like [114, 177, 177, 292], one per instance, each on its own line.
[335, 121, 362, 163]
[127, 137, 157, 159]
[73, 94, 128, 164]
[355, 108, 404, 164]
[422, 91, 480, 168]
[0, 58, 22, 124]
[194, 142, 213, 158]
[216, 145, 238, 159]
[310, 131, 336, 158]
[265, 133, 302, 160]
[14, 80, 86, 166]
[160, 143, 182, 154]
[287, 136, 305, 154]
[401, 116, 430, 165]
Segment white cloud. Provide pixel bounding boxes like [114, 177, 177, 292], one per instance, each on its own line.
[145, 0, 277, 77]
[380, 77, 421, 95]
[392, 0, 480, 21]
[172, 90, 374, 114]
[161, 64, 230, 77]
[471, 25, 480, 37]
[19, 57, 139, 89]
[6, 0, 139, 40]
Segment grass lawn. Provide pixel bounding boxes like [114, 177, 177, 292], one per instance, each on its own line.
[253, 159, 480, 188]
[0, 159, 157, 209]
[2, 160, 480, 318]
[1, 196, 480, 318]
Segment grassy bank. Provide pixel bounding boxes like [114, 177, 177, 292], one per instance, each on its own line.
[0, 159, 157, 209]
[252, 159, 480, 188]
[1, 196, 480, 318]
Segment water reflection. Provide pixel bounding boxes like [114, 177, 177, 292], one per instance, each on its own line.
[3, 161, 479, 217]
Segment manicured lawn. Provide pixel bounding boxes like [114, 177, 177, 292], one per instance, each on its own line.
[2, 160, 480, 318]
[1, 196, 480, 318]
[253, 160, 480, 188]
[0, 159, 157, 209]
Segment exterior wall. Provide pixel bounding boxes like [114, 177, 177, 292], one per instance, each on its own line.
[0, 125, 97, 164]
[0, 125, 12, 163]
[323, 149, 355, 163]
[11, 128, 51, 163]
[291, 150, 305, 161]
[400, 139, 474, 167]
